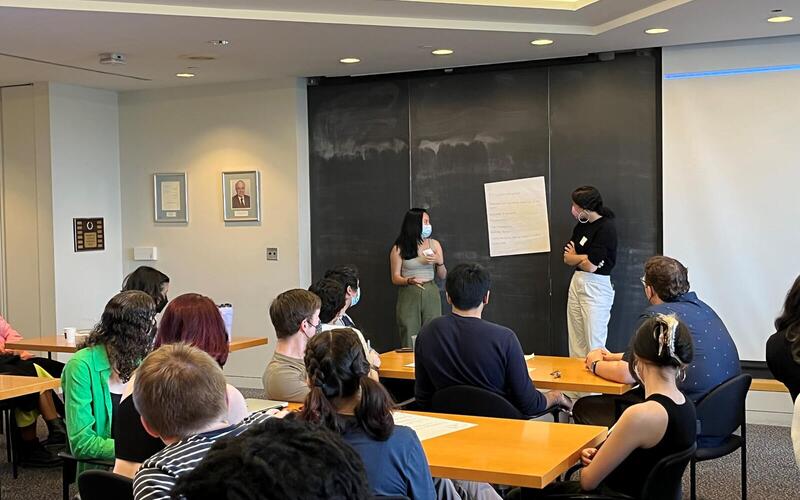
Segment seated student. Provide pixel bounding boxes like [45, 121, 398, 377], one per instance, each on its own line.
[415, 262, 571, 415]
[299, 328, 436, 499]
[113, 293, 248, 478]
[262, 289, 321, 402]
[576, 256, 740, 428]
[324, 265, 361, 327]
[122, 266, 170, 314]
[171, 418, 373, 500]
[132, 344, 278, 500]
[512, 314, 697, 499]
[0, 314, 66, 466]
[309, 278, 381, 372]
[63, 291, 155, 476]
[767, 274, 800, 401]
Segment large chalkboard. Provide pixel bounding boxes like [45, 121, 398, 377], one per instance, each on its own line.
[308, 51, 660, 355]
[308, 81, 410, 352]
[409, 69, 552, 354]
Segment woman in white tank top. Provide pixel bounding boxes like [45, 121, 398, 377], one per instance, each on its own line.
[390, 209, 447, 347]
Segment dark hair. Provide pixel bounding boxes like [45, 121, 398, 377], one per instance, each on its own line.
[84, 290, 155, 382]
[445, 262, 491, 310]
[644, 256, 690, 302]
[324, 265, 360, 292]
[393, 208, 427, 260]
[572, 186, 615, 219]
[300, 329, 395, 441]
[632, 314, 693, 370]
[775, 274, 800, 363]
[170, 418, 372, 500]
[270, 289, 321, 339]
[155, 293, 229, 367]
[309, 278, 346, 324]
[122, 266, 170, 313]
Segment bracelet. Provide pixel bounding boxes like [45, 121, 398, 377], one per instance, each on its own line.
[591, 360, 600, 375]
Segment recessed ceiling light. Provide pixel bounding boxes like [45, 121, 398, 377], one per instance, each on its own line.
[208, 39, 230, 46]
[767, 15, 794, 23]
[176, 72, 195, 78]
[530, 39, 554, 46]
[432, 48, 454, 56]
[645, 28, 670, 34]
[339, 57, 361, 64]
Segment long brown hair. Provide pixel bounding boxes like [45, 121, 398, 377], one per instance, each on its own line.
[300, 329, 394, 440]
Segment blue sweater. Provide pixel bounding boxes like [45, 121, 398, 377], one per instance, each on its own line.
[414, 313, 546, 415]
[341, 421, 435, 500]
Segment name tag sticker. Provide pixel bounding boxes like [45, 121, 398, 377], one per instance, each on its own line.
[580, 236, 588, 246]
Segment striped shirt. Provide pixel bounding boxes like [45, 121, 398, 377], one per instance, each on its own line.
[132, 410, 273, 500]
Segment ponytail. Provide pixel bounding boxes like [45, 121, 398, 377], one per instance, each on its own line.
[300, 384, 343, 434]
[572, 186, 615, 219]
[355, 376, 395, 441]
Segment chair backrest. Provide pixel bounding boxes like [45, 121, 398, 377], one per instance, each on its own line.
[373, 497, 411, 500]
[695, 374, 752, 439]
[78, 470, 134, 500]
[430, 385, 525, 419]
[640, 442, 697, 500]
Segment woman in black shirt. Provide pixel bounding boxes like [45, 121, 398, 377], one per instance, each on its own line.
[767, 274, 800, 401]
[513, 313, 697, 498]
[563, 186, 617, 358]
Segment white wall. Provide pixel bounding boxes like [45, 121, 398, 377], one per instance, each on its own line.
[663, 36, 800, 425]
[48, 83, 123, 332]
[118, 78, 310, 388]
[663, 36, 800, 363]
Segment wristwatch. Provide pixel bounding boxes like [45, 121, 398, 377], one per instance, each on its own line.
[591, 360, 600, 375]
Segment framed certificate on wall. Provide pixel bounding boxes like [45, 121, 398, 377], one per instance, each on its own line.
[154, 173, 188, 223]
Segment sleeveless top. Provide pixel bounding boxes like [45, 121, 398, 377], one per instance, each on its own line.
[400, 241, 435, 282]
[603, 393, 696, 497]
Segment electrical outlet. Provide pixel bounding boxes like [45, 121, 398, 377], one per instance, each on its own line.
[266, 247, 279, 261]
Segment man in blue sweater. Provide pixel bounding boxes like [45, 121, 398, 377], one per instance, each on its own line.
[414, 262, 572, 415]
[574, 255, 741, 430]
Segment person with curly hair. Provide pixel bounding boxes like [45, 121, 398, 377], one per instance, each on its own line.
[171, 418, 372, 500]
[575, 256, 740, 439]
[62, 290, 156, 476]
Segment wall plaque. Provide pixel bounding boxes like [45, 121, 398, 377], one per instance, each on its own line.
[74, 218, 105, 252]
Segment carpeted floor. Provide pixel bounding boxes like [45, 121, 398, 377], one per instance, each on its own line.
[1, 391, 798, 499]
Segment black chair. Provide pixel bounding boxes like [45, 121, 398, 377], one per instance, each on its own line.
[59, 450, 114, 500]
[546, 442, 697, 500]
[373, 497, 411, 500]
[690, 373, 751, 500]
[430, 385, 565, 421]
[78, 469, 134, 500]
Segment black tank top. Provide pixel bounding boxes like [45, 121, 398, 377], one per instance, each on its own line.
[604, 393, 696, 497]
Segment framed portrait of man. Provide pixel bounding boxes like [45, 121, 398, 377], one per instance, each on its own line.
[222, 170, 260, 222]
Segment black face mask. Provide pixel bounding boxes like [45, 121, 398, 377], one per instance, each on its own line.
[156, 295, 168, 314]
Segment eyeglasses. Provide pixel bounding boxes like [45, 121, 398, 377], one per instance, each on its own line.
[640, 276, 647, 286]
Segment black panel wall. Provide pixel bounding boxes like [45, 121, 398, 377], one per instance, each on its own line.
[308, 51, 660, 355]
[308, 81, 410, 353]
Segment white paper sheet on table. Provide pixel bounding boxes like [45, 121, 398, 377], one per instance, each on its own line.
[393, 412, 476, 441]
[484, 176, 551, 257]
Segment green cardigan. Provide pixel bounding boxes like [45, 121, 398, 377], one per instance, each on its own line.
[62, 344, 115, 474]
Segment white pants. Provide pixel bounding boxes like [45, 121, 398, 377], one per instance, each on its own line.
[567, 271, 614, 358]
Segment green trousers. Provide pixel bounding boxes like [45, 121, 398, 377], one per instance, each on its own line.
[396, 281, 442, 347]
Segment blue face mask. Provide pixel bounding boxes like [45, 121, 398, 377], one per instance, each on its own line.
[421, 224, 433, 239]
[350, 287, 361, 307]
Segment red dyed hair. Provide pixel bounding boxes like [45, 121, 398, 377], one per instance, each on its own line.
[155, 293, 229, 366]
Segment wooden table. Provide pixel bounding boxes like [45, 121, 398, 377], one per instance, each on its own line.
[273, 400, 606, 489]
[6, 335, 268, 359]
[0, 375, 61, 400]
[379, 351, 633, 395]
